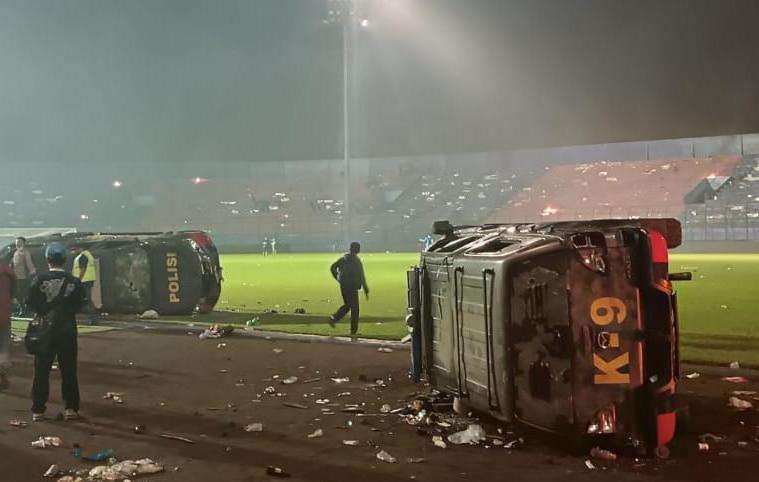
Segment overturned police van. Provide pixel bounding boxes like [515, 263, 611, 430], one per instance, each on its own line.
[1, 231, 222, 315]
[407, 218, 690, 456]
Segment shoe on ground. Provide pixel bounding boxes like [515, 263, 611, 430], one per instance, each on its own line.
[32, 412, 46, 422]
[63, 409, 79, 421]
[328, 316, 336, 328]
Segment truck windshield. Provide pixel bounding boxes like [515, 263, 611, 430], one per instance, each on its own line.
[111, 247, 152, 309]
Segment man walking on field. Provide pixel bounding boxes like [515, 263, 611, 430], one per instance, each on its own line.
[329, 242, 369, 336]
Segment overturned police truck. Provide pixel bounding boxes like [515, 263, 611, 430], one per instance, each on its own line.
[1, 231, 222, 315]
[407, 218, 689, 456]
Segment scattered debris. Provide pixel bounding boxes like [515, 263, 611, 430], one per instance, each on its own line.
[376, 450, 397, 463]
[103, 392, 124, 404]
[264, 386, 277, 394]
[159, 433, 195, 444]
[406, 457, 426, 464]
[342, 440, 359, 446]
[730, 361, 741, 370]
[266, 466, 291, 478]
[315, 399, 330, 405]
[732, 391, 757, 396]
[88, 459, 163, 480]
[244, 423, 264, 433]
[283, 402, 309, 410]
[738, 441, 749, 448]
[199, 324, 234, 339]
[281, 376, 298, 385]
[503, 438, 524, 449]
[303, 377, 321, 384]
[432, 435, 447, 449]
[447, 424, 487, 445]
[400, 334, 412, 343]
[307, 429, 324, 439]
[331, 377, 349, 384]
[698, 443, 710, 452]
[699, 433, 724, 443]
[31, 436, 62, 448]
[245, 317, 260, 327]
[43, 464, 60, 478]
[379, 404, 392, 413]
[341, 407, 364, 414]
[685, 372, 700, 379]
[584, 460, 596, 470]
[217, 342, 227, 349]
[294, 308, 306, 314]
[8, 419, 28, 428]
[728, 397, 753, 410]
[272, 348, 284, 354]
[377, 347, 393, 353]
[590, 447, 617, 461]
[722, 376, 749, 383]
[134, 424, 146, 434]
[138, 309, 159, 320]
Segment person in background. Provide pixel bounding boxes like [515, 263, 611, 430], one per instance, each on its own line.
[262, 237, 269, 256]
[328, 242, 369, 336]
[270, 237, 277, 256]
[72, 248, 98, 324]
[11, 237, 36, 317]
[0, 261, 14, 390]
[28, 243, 85, 421]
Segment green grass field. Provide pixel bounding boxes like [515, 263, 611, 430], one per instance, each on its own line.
[214, 252, 759, 366]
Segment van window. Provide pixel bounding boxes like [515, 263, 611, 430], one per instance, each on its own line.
[467, 238, 517, 254]
[433, 236, 481, 253]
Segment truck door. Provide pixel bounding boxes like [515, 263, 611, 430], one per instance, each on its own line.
[510, 250, 574, 431]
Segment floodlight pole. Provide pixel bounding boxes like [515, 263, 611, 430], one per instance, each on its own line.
[343, 19, 352, 245]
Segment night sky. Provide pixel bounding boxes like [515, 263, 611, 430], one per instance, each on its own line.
[1, 0, 758, 164]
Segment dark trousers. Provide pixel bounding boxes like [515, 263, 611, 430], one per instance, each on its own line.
[14, 278, 31, 316]
[333, 286, 360, 334]
[32, 333, 79, 413]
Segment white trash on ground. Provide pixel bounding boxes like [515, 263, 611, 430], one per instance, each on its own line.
[31, 436, 62, 448]
[730, 361, 741, 369]
[447, 424, 487, 445]
[281, 376, 298, 385]
[432, 435, 447, 449]
[88, 458, 163, 480]
[244, 423, 263, 432]
[376, 450, 397, 463]
[139, 310, 159, 320]
[307, 428, 324, 438]
[728, 397, 753, 410]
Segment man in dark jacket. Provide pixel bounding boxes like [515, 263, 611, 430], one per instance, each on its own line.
[27, 243, 85, 421]
[329, 242, 369, 335]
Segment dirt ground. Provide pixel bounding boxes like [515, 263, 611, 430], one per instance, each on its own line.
[1, 327, 759, 482]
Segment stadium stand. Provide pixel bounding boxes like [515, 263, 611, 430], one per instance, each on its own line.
[486, 156, 741, 223]
[3, 134, 759, 251]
